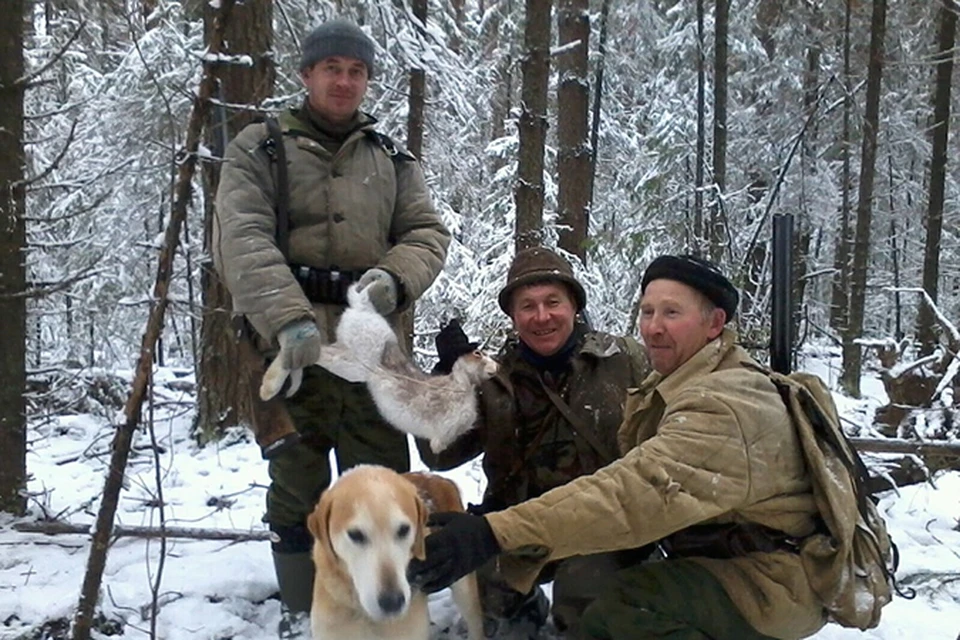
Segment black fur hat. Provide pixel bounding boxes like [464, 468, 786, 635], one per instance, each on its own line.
[300, 19, 376, 76]
[641, 254, 739, 322]
[435, 319, 479, 374]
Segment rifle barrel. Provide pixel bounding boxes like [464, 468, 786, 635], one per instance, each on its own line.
[771, 213, 794, 374]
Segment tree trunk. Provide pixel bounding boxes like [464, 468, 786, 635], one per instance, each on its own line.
[195, 0, 274, 444]
[916, 0, 956, 356]
[449, 0, 464, 53]
[556, 0, 590, 261]
[407, 0, 427, 160]
[830, 0, 854, 334]
[0, 0, 26, 516]
[887, 155, 903, 340]
[486, 0, 514, 175]
[710, 0, 729, 262]
[402, 0, 428, 353]
[514, 0, 551, 251]
[588, 0, 610, 218]
[693, 0, 706, 254]
[841, 0, 887, 398]
[795, 7, 822, 351]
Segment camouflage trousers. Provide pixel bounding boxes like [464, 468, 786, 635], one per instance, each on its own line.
[579, 559, 777, 640]
[265, 365, 410, 534]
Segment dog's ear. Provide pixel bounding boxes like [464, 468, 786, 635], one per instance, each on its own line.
[413, 493, 428, 561]
[307, 492, 336, 560]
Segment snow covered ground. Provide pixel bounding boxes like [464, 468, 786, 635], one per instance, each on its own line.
[1, 358, 959, 640]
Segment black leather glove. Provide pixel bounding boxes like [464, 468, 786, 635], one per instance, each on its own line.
[407, 511, 501, 594]
[433, 318, 480, 375]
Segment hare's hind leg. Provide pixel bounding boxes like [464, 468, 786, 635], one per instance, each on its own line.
[259, 357, 291, 401]
[450, 572, 484, 640]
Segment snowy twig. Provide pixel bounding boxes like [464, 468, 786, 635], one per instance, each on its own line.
[72, 1, 239, 637]
[145, 370, 166, 639]
[12, 520, 273, 542]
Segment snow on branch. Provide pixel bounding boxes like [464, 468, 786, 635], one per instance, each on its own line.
[891, 287, 960, 350]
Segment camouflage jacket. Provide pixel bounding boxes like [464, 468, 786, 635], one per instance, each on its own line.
[421, 327, 650, 509]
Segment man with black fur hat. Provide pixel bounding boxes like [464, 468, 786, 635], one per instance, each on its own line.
[213, 16, 449, 639]
[419, 246, 651, 639]
[412, 255, 829, 640]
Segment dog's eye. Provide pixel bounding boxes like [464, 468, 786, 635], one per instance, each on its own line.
[347, 529, 367, 545]
[396, 523, 410, 540]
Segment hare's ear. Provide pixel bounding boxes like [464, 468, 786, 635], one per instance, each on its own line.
[412, 494, 428, 561]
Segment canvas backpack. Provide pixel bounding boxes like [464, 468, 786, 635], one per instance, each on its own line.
[760, 367, 901, 630]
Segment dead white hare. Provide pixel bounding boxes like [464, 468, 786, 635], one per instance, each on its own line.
[259, 285, 498, 452]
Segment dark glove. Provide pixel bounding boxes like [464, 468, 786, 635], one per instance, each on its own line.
[433, 318, 479, 375]
[407, 511, 501, 594]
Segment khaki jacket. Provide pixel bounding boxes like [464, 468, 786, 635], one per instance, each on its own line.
[486, 329, 827, 639]
[213, 108, 449, 343]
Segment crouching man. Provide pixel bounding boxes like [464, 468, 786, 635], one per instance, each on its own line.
[411, 255, 833, 640]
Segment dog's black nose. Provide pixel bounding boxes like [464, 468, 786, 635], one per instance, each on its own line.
[378, 590, 406, 615]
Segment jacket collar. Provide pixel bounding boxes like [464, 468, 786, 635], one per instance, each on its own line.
[644, 327, 740, 404]
[280, 106, 377, 144]
[491, 326, 622, 393]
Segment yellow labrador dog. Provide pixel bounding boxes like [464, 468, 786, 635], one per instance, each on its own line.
[307, 465, 484, 640]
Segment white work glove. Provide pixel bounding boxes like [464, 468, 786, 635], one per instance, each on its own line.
[357, 268, 399, 315]
[276, 319, 322, 370]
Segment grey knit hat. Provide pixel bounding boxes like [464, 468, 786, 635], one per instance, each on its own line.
[300, 19, 375, 77]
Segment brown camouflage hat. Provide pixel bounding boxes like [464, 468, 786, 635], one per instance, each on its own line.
[498, 246, 587, 314]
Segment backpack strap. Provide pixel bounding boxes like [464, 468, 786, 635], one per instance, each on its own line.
[538, 377, 618, 464]
[262, 117, 290, 260]
[363, 129, 417, 163]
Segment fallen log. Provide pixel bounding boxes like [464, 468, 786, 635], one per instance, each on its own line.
[850, 437, 960, 458]
[11, 520, 272, 543]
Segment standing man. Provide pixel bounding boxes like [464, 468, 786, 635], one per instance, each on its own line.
[412, 255, 832, 640]
[213, 18, 449, 637]
[421, 246, 650, 638]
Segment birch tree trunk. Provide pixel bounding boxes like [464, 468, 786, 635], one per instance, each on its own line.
[841, 0, 887, 397]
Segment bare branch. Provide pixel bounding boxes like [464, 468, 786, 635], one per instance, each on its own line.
[15, 119, 79, 188]
[17, 20, 86, 89]
[0, 265, 110, 300]
[850, 437, 960, 458]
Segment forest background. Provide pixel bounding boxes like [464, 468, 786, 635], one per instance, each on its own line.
[1, 0, 960, 635]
